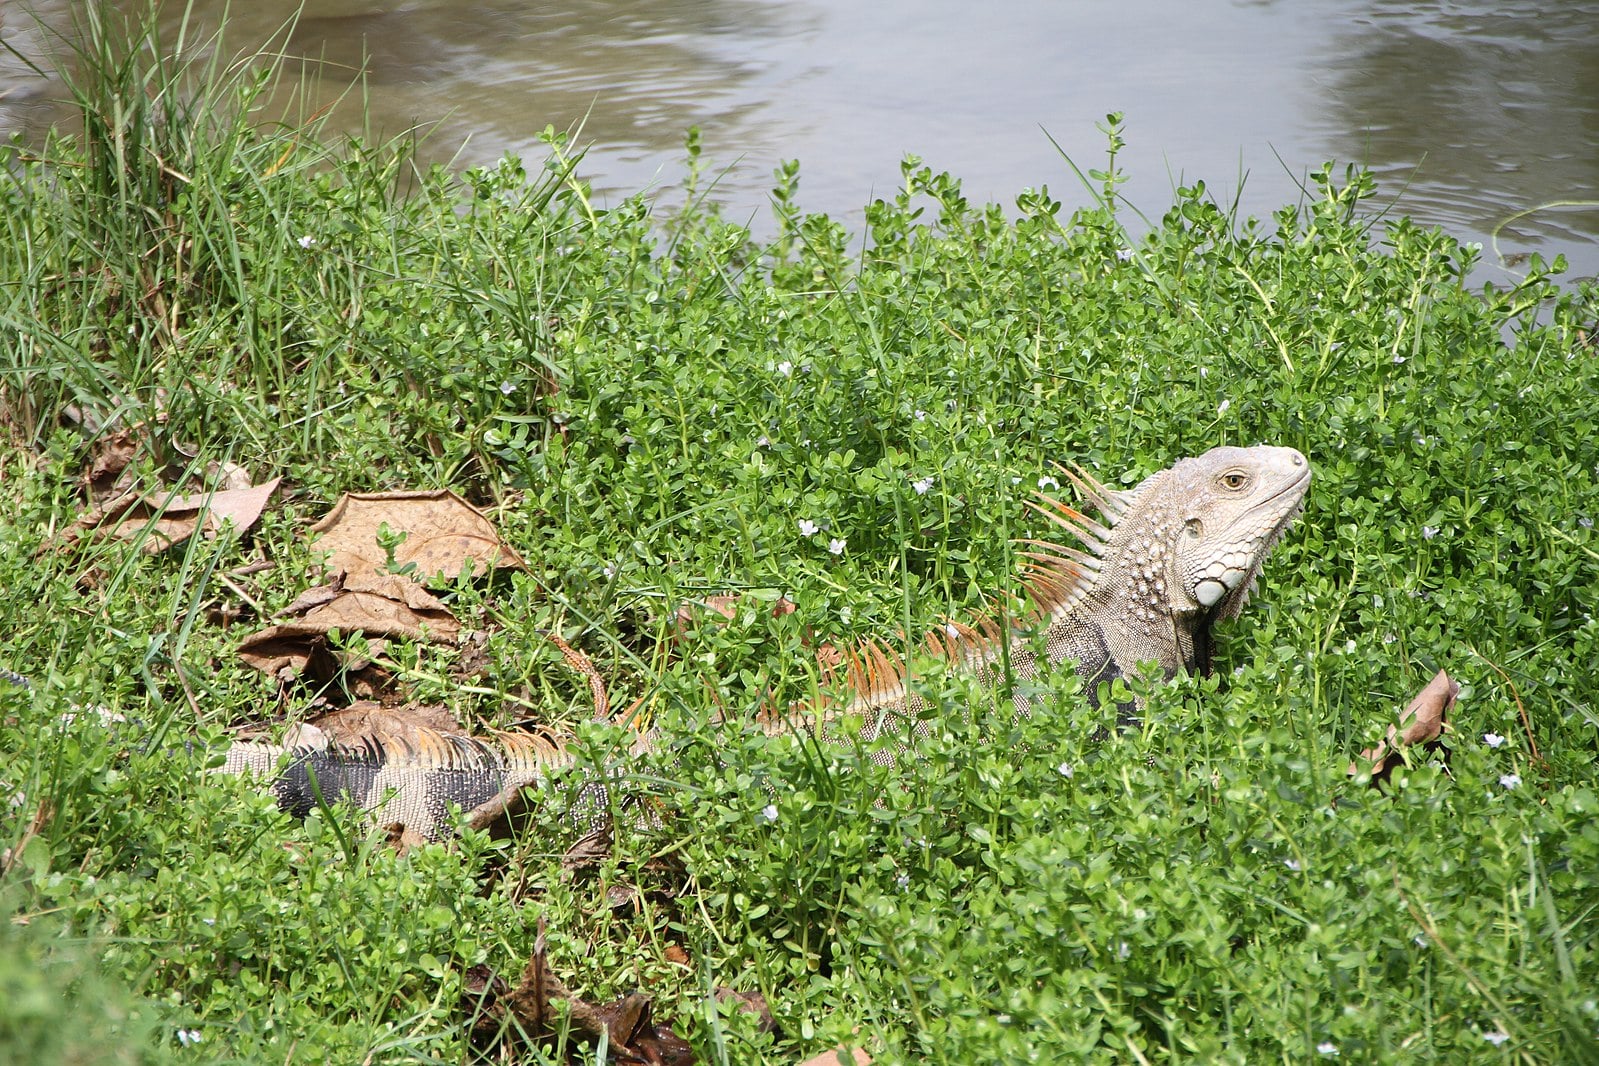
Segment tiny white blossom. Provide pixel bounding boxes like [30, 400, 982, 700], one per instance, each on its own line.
[776, 360, 793, 377]
[296, 234, 316, 249]
[1284, 858, 1302, 872]
[828, 537, 847, 555]
[760, 803, 778, 822]
[1198, 366, 1209, 378]
[1499, 773, 1521, 790]
[896, 873, 910, 890]
[912, 476, 934, 495]
[1483, 733, 1506, 748]
[756, 436, 770, 447]
[798, 519, 819, 537]
[1317, 1042, 1338, 1056]
[1116, 940, 1131, 960]
[945, 622, 962, 638]
[1392, 354, 1406, 364]
[914, 409, 928, 421]
[1116, 248, 1134, 262]
[1422, 525, 1439, 540]
[1483, 1030, 1510, 1046]
[602, 564, 616, 579]
[1581, 516, 1594, 529]
[1038, 475, 1060, 491]
[499, 380, 516, 396]
[1382, 633, 1396, 645]
[178, 1028, 203, 1046]
[1413, 934, 1429, 948]
[1217, 398, 1231, 415]
[1056, 762, 1074, 778]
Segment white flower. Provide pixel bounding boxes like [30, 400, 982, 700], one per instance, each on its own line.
[1422, 525, 1439, 540]
[1198, 366, 1209, 378]
[776, 360, 793, 377]
[1056, 762, 1073, 778]
[760, 804, 778, 822]
[1483, 1030, 1510, 1046]
[499, 380, 516, 396]
[1499, 773, 1521, 790]
[912, 476, 934, 495]
[798, 519, 819, 537]
[914, 409, 928, 421]
[296, 234, 316, 249]
[756, 436, 770, 448]
[1217, 398, 1231, 415]
[896, 873, 910, 890]
[1284, 858, 1302, 872]
[1413, 934, 1428, 948]
[1037, 475, 1060, 491]
[828, 537, 847, 555]
[1483, 733, 1506, 748]
[1317, 1042, 1338, 1056]
[1116, 248, 1134, 262]
[1582, 516, 1594, 529]
[177, 1029, 203, 1046]
[1392, 354, 1406, 364]
[602, 564, 616, 579]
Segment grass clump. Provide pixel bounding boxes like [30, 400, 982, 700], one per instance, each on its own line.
[2, 11, 1598, 1065]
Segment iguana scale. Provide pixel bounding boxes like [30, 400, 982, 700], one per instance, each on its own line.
[217, 444, 1311, 839]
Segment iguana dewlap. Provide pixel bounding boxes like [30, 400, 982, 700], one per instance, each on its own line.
[221, 444, 1311, 838]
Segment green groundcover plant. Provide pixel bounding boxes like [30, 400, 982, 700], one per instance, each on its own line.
[1, 7, 1596, 1064]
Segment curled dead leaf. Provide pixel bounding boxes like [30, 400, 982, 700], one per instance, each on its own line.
[1350, 668, 1457, 784]
[309, 489, 526, 583]
[237, 572, 458, 679]
[48, 477, 281, 556]
[468, 917, 696, 1064]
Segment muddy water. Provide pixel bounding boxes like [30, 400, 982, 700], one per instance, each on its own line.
[4, 0, 1598, 282]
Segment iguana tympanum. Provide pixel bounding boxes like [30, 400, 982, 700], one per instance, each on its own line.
[222, 445, 1311, 838]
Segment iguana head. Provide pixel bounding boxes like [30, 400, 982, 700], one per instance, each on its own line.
[1021, 443, 1311, 682]
[1160, 445, 1311, 622]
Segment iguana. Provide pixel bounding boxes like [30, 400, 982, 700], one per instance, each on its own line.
[217, 444, 1311, 839]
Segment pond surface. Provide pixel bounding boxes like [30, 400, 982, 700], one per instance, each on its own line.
[5, 0, 1598, 283]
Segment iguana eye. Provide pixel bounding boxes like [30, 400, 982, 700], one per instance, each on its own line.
[1220, 472, 1249, 490]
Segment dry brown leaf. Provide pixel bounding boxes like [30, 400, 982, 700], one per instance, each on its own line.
[713, 988, 774, 1032]
[54, 477, 281, 556]
[796, 1048, 871, 1066]
[673, 593, 798, 645]
[237, 571, 458, 678]
[84, 426, 142, 504]
[309, 489, 526, 583]
[1350, 669, 1457, 784]
[206, 460, 255, 492]
[467, 917, 697, 1064]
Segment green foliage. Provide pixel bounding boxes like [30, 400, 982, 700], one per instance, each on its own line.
[2, 7, 1598, 1063]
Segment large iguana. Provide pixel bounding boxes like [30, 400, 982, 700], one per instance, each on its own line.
[218, 444, 1311, 839]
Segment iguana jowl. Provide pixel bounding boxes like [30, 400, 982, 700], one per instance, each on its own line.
[222, 444, 1311, 837]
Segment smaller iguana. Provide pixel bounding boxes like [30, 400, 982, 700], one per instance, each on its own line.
[218, 444, 1311, 838]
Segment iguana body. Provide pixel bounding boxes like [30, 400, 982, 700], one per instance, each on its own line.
[222, 444, 1311, 838]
